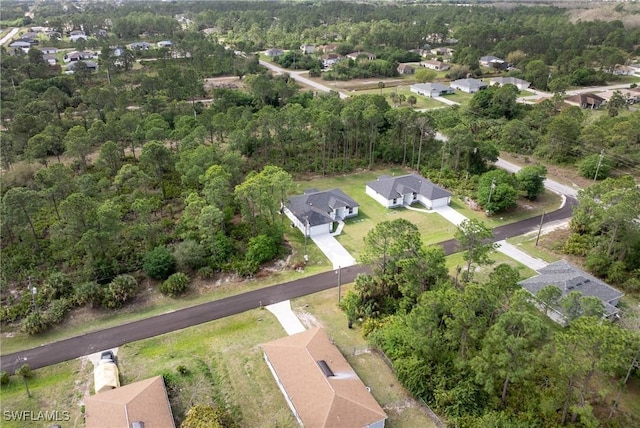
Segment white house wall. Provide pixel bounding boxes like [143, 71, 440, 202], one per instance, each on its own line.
[366, 186, 395, 208]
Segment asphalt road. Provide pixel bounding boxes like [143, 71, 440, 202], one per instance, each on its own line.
[0, 193, 576, 373]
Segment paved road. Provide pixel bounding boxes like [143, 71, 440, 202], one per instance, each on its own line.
[0, 188, 577, 373]
[0, 27, 20, 46]
[259, 60, 350, 99]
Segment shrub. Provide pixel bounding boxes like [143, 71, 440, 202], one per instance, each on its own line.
[41, 271, 73, 300]
[579, 153, 612, 180]
[21, 311, 50, 335]
[44, 298, 72, 324]
[143, 246, 176, 280]
[102, 275, 138, 309]
[160, 272, 190, 297]
[245, 234, 278, 266]
[174, 240, 207, 271]
[74, 281, 103, 308]
[0, 371, 9, 386]
[176, 365, 189, 376]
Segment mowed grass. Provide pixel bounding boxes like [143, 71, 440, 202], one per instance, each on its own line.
[292, 168, 458, 260]
[445, 250, 538, 282]
[292, 286, 441, 428]
[351, 85, 445, 109]
[119, 309, 298, 427]
[0, 359, 88, 428]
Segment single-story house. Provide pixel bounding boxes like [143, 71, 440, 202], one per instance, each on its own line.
[397, 63, 416, 75]
[70, 30, 85, 37]
[480, 55, 506, 69]
[129, 41, 152, 50]
[410, 83, 454, 98]
[300, 43, 315, 54]
[519, 260, 624, 324]
[84, 376, 175, 428]
[409, 48, 431, 58]
[265, 48, 284, 57]
[612, 65, 635, 76]
[598, 89, 640, 105]
[63, 50, 96, 62]
[262, 327, 387, 428]
[321, 53, 342, 68]
[488, 77, 531, 91]
[157, 40, 173, 48]
[565, 93, 605, 109]
[346, 51, 376, 61]
[39, 47, 58, 54]
[21, 32, 39, 40]
[318, 43, 338, 53]
[420, 59, 450, 71]
[450, 78, 488, 93]
[43, 54, 58, 65]
[70, 34, 88, 42]
[366, 173, 452, 209]
[8, 41, 31, 52]
[46, 31, 61, 40]
[283, 188, 359, 237]
[66, 60, 98, 72]
[430, 47, 454, 57]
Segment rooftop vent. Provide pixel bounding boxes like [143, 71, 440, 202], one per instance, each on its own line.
[131, 422, 145, 428]
[317, 360, 335, 377]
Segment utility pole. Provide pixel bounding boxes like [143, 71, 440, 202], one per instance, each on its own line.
[593, 149, 604, 182]
[486, 178, 496, 216]
[337, 266, 342, 303]
[535, 209, 546, 246]
[304, 218, 309, 263]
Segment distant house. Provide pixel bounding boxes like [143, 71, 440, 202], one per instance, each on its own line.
[409, 48, 431, 58]
[262, 327, 387, 428]
[63, 50, 96, 62]
[283, 188, 359, 237]
[84, 376, 175, 428]
[9, 41, 31, 52]
[430, 47, 454, 57]
[46, 31, 61, 40]
[265, 48, 284, 57]
[66, 60, 98, 73]
[480, 55, 506, 69]
[318, 43, 338, 53]
[397, 63, 416, 75]
[22, 32, 39, 40]
[612, 65, 634, 76]
[157, 40, 172, 48]
[565, 93, 605, 109]
[39, 47, 58, 54]
[420, 59, 450, 71]
[43, 54, 58, 65]
[321, 53, 342, 68]
[69, 30, 88, 42]
[96, 29, 108, 38]
[410, 83, 454, 98]
[488, 77, 531, 91]
[450, 78, 488, 93]
[519, 260, 624, 324]
[300, 43, 315, 54]
[597, 89, 640, 105]
[128, 42, 152, 50]
[366, 173, 452, 209]
[346, 51, 376, 61]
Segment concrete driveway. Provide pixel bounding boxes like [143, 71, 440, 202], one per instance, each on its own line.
[495, 240, 548, 271]
[311, 233, 357, 270]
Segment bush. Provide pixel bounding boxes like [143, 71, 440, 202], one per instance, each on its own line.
[41, 271, 73, 300]
[74, 281, 103, 308]
[245, 234, 278, 266]
[176, 365, 189, 376]
[143, 246, 176, 280]
[0, 371, 9, 386]
[102, 275, 138, 309]
[44, 298, 72, 324]
[160, 272, 190, 297]
[174, 240, 207, 271]
[21, 311, 51, 335]
[579, 153, 612, 180]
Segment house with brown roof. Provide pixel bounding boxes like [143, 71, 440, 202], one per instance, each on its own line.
[346, 51, 376, 61]
[420, 59, 450, 71]
[397, 63, 415, 75]
[84, 376, 175, 428]
[565, 93, 605, 109]
[262, 328, 387, 428]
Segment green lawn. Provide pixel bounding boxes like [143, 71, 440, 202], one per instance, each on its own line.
[445, 251, 538, 283]
[446, 90, 474, 104]
[350, 85, 444, 109]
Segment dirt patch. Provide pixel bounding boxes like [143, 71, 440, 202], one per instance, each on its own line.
[203, 76, 245, 91]
[294, 308, 324, 329]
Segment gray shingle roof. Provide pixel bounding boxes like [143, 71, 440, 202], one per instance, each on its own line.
[451, 78, 488, 90]
[366, 173, 451, 201]
[519, 260, 624, 316]
[286, 188, 358, 227]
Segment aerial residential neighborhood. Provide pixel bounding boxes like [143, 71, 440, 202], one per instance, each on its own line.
[1, 0, 639, 427]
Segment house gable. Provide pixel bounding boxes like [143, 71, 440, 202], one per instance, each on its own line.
[365, 173, 451, 209]
[262, 328, 387, 428]
[284, 188, 359, 236]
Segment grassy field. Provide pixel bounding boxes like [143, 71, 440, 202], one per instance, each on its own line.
[349, 85, 445, 109]
[445, 250, 538, 283]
